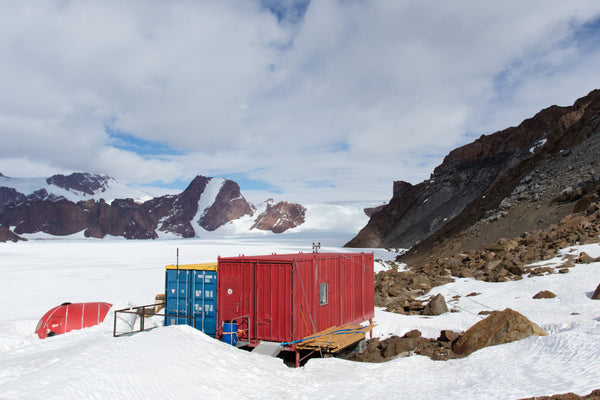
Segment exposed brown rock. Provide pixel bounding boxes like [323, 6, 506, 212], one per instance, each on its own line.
[0, 226, 24, 242]
[573, 193, 598, 214]
[251, 200, 306, 233]
[533, 290, 557, 299]
[453, 308, 547, 356]
[592, 283, 600, 300]
[1, 174, 304, 240]
[438, 330, 460, 343]
[423, 294, 448, 316]
[200, 179, 253, 231]
[83, 198, 158, 239]
[145, 175, 212, 237]
[3, 200, 89, 236]
[576, 252, 595, 264]
[352, 333, 461, 363]
[519, 389, 600, 400]
[364, 204, 386, 218]
[403, 329, 421, 339]
[0, 187, 27, 213]
[347, 89, 600, 251]
[46, 173, 111, 195]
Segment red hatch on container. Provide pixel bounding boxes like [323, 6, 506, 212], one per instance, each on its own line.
[216, 252, 374, 346]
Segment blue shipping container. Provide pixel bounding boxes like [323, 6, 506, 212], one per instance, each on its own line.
[164, 263, 218, 337]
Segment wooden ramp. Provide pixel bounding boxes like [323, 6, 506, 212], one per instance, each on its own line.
[296, 323, 375, 353]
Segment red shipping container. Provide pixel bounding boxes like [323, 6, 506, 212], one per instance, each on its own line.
[216, 252, 374, 346]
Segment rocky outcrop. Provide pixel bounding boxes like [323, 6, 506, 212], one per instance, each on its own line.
[346, 89, 600, 251]
[364, 204, 386, 218]
[0, 174, 303, 239]
[519, 389, 600, 400]
[0, 187, 27, 213]
[200, 180, 254, 231]
[81, 199, 158, 239]
[0, 226, 24, 242]
[374, 200, 600, 317]
[352, 328, 462, 362]
[375, 266, 454, 311]
[423, 293, 448, 315]
[2, 200, 89, 236]
[593, 283, 600, 300]
[533, 290, 556, 299]
[46, 173, 111, 195]
[452, 308, 547, 356]
[0, 188, 65, 215]
[251, 200, 306, 233]
[143, 175, 212, 237]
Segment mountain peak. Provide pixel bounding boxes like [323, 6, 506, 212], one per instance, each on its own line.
[346, 88, 600, 261]
[46, 173, 112, 196]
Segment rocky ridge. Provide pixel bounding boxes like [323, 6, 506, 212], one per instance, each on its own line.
[251, 200, 307, 234]
[357, 90, 600, 400]
[375, 199, 600, 313]
[0, 173, 306, 240]
[346, 89, 600, 255]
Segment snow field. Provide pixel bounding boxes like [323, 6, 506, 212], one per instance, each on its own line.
[0, 240, 599, 399]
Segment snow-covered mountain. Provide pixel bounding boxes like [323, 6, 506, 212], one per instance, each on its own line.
[0, 172, 376, 242]
[0, 172, 157, 203]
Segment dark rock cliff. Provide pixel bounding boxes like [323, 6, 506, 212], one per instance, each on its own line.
[346, 89, 600, 250]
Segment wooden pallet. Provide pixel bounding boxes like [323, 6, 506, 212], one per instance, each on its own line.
[295, 323, 375, 353]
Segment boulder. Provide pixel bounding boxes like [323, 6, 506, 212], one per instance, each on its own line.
[410, 274, 433, 291]
[453, 308, 547, 356]
[438, 330, 460, 343]
[593, 283, 600, 300]
[404, 329, 421, 339]
[576, 252, 595, 264]
[533, 290, 557, 299]
[423, 294, 449, 316]
[573, 193, 598, 214]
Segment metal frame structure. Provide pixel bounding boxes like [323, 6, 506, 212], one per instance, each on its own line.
[113, 302, 198, 337]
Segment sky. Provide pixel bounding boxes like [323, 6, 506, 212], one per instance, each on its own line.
[0, 1, 600, 203]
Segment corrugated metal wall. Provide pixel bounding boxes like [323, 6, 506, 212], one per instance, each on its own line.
[164, 266, 218, 336]
[217, 252, 374, 344]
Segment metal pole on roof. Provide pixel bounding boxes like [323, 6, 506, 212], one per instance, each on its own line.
[176, 248, 179, 324]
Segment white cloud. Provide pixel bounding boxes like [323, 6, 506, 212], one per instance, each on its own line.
[1, 0, 600, 202]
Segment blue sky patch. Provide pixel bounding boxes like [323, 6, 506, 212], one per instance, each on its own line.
[572, 16, 600, 49]
[105, 126, 184, 157]
[260, 0, 310, 23]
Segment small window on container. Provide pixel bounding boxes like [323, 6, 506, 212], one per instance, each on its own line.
[319, 283, 328, 306]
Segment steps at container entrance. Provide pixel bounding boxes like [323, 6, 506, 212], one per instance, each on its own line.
[296, 323, 376, 353]
[251, 341, 282, 357]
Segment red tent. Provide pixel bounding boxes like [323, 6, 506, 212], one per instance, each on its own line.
[35, 302, 112, 339]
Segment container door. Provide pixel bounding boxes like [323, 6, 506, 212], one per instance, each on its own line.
[190, 270, 217, 337]
[254, 262, 292, 342]
[218, 261, 253, 341]
[164, 269, 192, 326]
